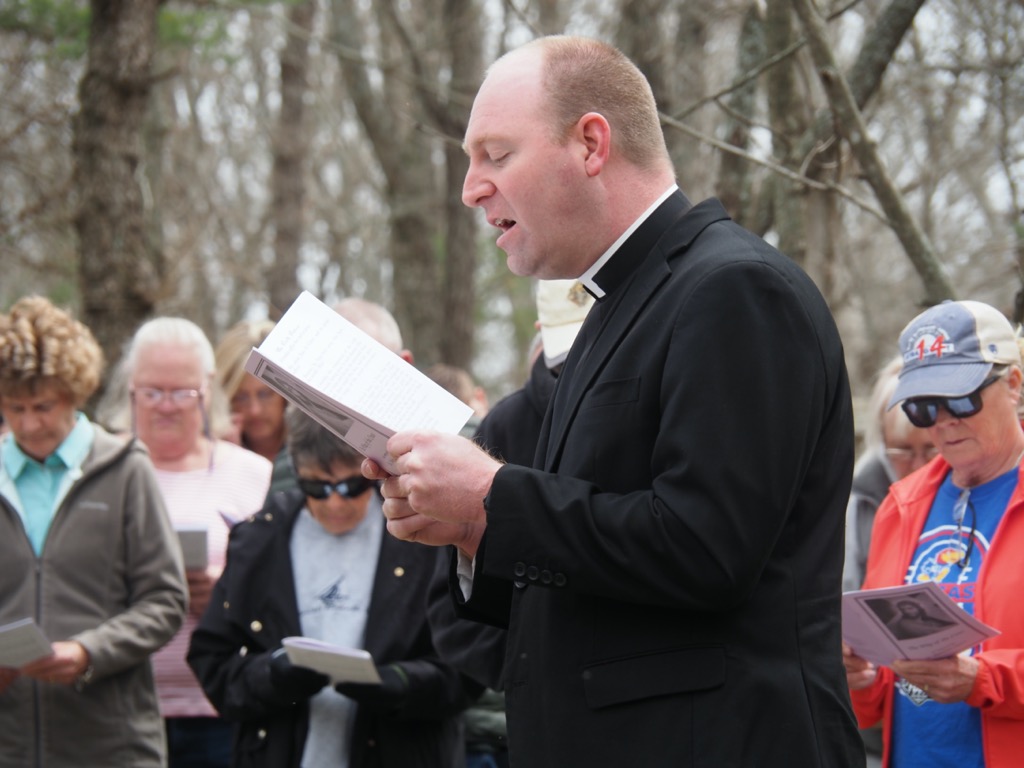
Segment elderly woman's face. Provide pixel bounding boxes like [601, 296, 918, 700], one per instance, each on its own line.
[928, 368, 1023, 484]
[0, 384, 77, 462]
[131, 341, 207, 459]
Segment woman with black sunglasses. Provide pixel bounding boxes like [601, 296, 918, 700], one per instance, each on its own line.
[844, 299, 1024, 768]
[187, 405, 473, 768]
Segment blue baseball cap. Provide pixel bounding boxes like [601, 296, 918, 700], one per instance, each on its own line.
[888, 300, 1022, 408]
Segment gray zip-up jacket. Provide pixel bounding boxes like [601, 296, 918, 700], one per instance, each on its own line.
[0, 424, 187, 767]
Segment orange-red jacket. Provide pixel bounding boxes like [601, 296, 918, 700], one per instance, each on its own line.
[851, 457, 1024, 767]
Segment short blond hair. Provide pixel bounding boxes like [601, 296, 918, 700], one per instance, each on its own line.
[215, 319, 276, 401]
[517, 36, 671, 172]
[0, 296, 104, 406]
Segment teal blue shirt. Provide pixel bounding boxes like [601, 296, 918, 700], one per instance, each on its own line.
[0, 413, 94, 555]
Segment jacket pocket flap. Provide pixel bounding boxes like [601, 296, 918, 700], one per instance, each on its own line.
[582, 646, 725, 709]
[581, 377, 640, 410]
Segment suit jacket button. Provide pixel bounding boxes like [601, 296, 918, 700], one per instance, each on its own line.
[540, 570, 553, 584]
[513, 562, 527, 577]
[553, 573, 567, 587]
[526, 566, 540, 581]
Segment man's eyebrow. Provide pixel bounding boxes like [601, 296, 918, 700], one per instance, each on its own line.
[463, 133, 499, 156]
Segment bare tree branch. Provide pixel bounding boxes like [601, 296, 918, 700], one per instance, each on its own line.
[661, 111, 889, 223]
[790, 0, 955, 304]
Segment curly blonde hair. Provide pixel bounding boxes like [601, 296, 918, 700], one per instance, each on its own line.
[0, 296, 104, 406]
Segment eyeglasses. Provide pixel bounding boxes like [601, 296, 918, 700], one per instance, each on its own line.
[884, 446, 940, 464]
[951, 487, 976, 568]
[296, 475, 375, 500]
[131, 387, 203, 407]
[901, 374, 1001, 428]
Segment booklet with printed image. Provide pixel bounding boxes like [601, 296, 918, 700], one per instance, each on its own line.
[842, 581, 999, 667]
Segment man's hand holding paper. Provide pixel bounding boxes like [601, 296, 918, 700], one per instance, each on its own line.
[366, 430, 499, 558]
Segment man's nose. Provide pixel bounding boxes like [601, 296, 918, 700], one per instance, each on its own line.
[462, 162, 493, 208]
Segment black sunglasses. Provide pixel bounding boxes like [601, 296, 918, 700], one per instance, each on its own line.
[901, 374, 1001, 428]
[296, 475, 375, 500]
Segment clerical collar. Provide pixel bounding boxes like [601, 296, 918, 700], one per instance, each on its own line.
[578, 184, 680, 299]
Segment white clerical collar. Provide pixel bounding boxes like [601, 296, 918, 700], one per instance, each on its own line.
[578, 184, 679, 299]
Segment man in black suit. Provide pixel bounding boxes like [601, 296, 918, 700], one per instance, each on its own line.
[366, 35, 864, 767]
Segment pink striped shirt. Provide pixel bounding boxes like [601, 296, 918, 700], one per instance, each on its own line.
[151, 440, 272, 717]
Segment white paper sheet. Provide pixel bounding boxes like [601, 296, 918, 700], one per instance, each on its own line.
[282, 636, 381, 685]
[245, 291, 472, 474]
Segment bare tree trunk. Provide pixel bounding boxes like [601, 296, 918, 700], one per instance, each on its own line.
[795, 0, 930, 166]
[535, 0, 567, 34]
[616, 0, 712, 193]
[717, 0, 766, 228]
[346, 0, 443, 361]
[330, 0, 485, 365]
[764, 0, 810, 266]
[267, 0, 316, 317]
[791, 0, 954, 304]
[73, 0, 162, 384]
[438, 0, 483, 368]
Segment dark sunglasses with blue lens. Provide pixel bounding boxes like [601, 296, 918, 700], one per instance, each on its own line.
[296, 475, 375, 500]
[901, 374, 1001, 429]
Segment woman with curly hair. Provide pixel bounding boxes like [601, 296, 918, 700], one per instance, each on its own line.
[0, 295, 187, 767]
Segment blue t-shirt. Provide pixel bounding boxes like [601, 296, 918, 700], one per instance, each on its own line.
[890, 467, 1016, 768]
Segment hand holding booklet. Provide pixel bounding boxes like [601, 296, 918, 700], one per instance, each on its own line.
[282, 637, 381, 685]
[244, 291, 472, 475]
[842, 581, 999, 668]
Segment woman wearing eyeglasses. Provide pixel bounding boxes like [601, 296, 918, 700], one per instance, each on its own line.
[187, 405, 471, 768]
[844, 300, 1024, 768]
[119, 317, 273, 768]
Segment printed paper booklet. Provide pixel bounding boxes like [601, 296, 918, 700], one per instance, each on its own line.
[245, 291, 473, 474]
[842, 581, 999, 667]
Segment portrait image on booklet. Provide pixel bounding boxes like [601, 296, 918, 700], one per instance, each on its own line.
[842, 581, 999, 667]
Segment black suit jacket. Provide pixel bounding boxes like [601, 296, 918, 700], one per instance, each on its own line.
[188, 489, 469, 768]
[459, 195, 864, 767]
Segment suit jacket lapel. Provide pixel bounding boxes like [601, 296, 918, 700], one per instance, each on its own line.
[543, 256, 668, 472]
[542, 196, 731, 472]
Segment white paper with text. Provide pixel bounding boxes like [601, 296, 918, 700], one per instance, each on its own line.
[245, 291, 472, 474]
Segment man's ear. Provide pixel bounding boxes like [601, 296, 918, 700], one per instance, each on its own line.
[576, 112, 611, 177]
